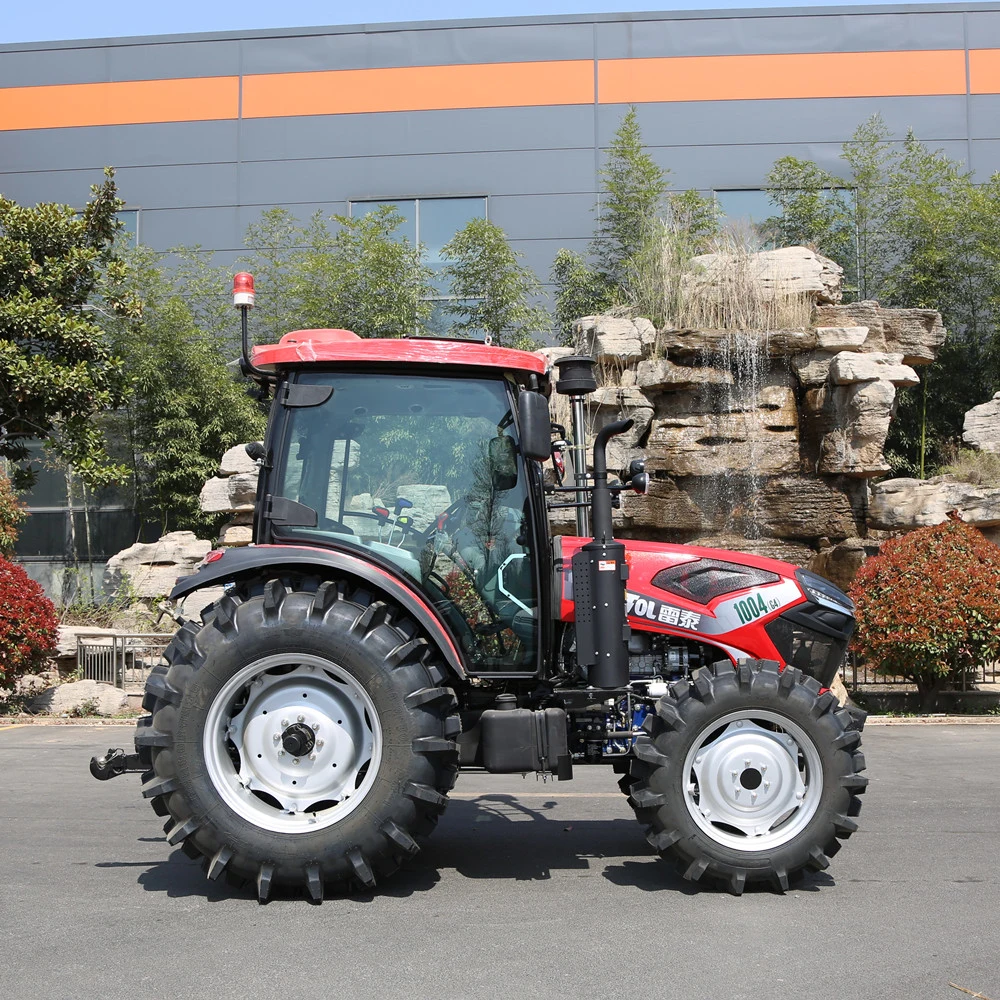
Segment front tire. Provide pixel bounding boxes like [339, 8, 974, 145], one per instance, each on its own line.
[135, 578, 460, 900]
[628, 660, 867, 895]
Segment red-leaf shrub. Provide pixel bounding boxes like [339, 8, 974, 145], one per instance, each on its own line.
[0, 556, 58, 688]
[849, 515, 1000, 700]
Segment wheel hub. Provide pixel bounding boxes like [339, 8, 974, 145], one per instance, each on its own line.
[280, 722, 316, 757]
[204, 656, 382, 834]
[682, 711, 822, 852]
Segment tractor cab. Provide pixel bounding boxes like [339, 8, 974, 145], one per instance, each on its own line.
[250, 332, 553, 675]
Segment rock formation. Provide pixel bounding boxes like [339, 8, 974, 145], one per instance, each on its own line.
[545, 248, 948, 582]
[103, 530, 211, 600]
[963, 392, 1000, 453]
[201, 442, 262, 546]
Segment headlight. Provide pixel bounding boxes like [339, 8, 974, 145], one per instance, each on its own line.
[795, 568, 854, 614]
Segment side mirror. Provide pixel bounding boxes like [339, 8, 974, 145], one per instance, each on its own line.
[517, 391, 551, 461]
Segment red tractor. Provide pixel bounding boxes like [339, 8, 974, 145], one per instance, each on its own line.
[91, 274, 867, 900]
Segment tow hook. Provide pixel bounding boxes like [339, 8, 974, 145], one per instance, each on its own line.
[89, 748, 145, 780]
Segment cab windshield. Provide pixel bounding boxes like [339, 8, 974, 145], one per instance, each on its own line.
[273, 371, 538, 672]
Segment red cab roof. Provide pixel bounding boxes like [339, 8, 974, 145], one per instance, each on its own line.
[252, 328, 547, 376]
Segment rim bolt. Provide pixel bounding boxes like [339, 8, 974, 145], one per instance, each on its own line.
[744, 759, 751, 767]
[735, 789, 741, 797]
[795, 791, 803, 800]
[297, 715, 305, 723]
[735, 721, 743, 728]
[731, 770, 738, 781]
[760, 764, 767, 772]
[695, 755, 703, 764]
[764, 781, 770, 791]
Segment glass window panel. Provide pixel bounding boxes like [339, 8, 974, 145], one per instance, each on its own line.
[715, 190, 777, 227]
[117, 210, 139, 247]
[72, 510, 142, 559]
[350, 200, 416, 245]
[274, 372, 537, 671]
[420, 197, 487, 266]
[15, 511, 69, 558]
[17, 444, 67, 508]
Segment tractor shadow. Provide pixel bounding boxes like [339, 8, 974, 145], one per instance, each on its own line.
[113, 793, 834, 900]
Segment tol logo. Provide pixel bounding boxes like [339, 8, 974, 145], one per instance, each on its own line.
[626, 591, 702, 631]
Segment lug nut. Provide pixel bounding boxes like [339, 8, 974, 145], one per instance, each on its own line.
[272, 733, 280, 743]
[316, 740, 324, 749]
[298, 715, 305, 723]
[312, 722, 320, 731]
[309, 753, 317, 761]
[281, 718, 289, 727]
[277, 749, 285, 757]
[293, 758, 300, 765]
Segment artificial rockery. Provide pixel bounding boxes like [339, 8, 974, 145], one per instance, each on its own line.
[542, 246, 956, 589]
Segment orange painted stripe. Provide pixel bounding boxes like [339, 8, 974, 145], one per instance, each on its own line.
[1, 48, 995, 133]
[599, 50, 968, 103]
[970, 49, 1000, 93]
[241, 60, 594, 118]
[0, 76, 239, 131]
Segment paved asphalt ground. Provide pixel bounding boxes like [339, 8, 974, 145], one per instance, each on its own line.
[0, 724, 997, 1000]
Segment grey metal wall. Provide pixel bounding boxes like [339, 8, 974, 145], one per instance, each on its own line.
[1, 3, 999, 285]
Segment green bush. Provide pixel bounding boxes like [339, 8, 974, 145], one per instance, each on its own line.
[849, 516, 1000, 706]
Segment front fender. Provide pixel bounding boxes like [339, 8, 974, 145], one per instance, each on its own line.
[170, 544, 467, 680]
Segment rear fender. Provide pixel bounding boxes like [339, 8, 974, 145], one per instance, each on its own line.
[169, 544, 467, 680]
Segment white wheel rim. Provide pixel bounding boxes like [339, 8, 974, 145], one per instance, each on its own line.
[681, 709, 823, 852]
[203, 653, 383, 834]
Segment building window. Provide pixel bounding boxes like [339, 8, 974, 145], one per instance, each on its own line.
[714, 190, 778, 231]
[117, 209, 140, 247]
[350, 196, 488, 333]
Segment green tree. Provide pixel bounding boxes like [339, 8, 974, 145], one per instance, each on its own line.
[765, 117, 1000, 477]
[591, 106, 669, 297]
[243, 206, 434, 340]
[552, 107, 717, 341]
[762, 156, 853, 264]
[102, 247, 265, 533]
[440, 218, 549, 349]
[550, 249, 609, 346]
[0, 169, 139, 489]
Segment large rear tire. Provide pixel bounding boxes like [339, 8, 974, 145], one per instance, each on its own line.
[627, 659, 867, 895]
[134, 578, 460, 901]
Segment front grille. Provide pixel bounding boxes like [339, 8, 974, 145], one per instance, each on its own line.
[765, 611, 852, 687]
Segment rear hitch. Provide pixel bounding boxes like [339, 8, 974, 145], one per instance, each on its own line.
[89, 748, 145, 780]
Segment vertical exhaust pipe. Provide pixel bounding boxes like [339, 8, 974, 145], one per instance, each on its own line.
[554, 356, 633, 690]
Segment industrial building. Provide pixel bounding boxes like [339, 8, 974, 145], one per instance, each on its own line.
[2, 1, 999, 590]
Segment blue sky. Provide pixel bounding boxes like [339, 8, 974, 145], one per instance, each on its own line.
[2, 0, 952, 45]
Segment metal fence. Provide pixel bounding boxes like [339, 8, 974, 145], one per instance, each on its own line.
[77, 633, 172, 690]
[841, 653, 1000, 692]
